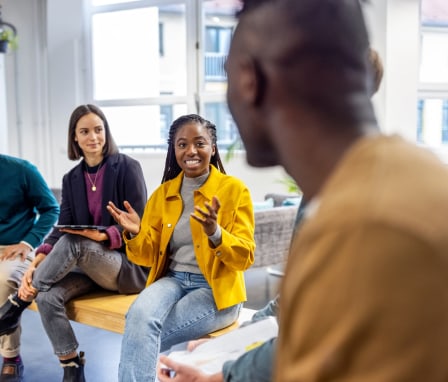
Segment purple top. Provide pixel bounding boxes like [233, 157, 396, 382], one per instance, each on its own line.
[36, 162, 122, 255]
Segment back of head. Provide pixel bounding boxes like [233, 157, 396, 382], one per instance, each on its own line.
[236, 0, 376, 126]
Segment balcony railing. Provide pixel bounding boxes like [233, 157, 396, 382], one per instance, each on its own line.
[205, 52, 227, 82]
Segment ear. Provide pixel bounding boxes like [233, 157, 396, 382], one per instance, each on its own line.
[239, 55, 265, 106]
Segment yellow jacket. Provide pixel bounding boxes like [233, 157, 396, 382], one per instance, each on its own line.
[124, 165, 255, 310]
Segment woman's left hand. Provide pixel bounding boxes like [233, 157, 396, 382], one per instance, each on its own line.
[58, 228, 108, 242]
[191, 196, 221, 236]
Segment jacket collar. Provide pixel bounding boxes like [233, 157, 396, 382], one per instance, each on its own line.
[165, 165, 223, 201]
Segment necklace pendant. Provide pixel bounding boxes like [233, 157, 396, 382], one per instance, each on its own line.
[92, 186, 97, 192]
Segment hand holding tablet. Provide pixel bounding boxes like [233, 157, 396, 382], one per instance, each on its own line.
[54, 225, 108, 232]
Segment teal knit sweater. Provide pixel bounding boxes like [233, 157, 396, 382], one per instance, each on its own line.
[0, 154, 59, 248]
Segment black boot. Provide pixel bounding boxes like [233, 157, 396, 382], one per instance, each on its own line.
[0, 294, 31, 336]
[61, 352, 86, 382]
[0, 355, 24, 382]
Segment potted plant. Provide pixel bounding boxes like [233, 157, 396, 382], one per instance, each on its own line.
[0, 28, 17, 53]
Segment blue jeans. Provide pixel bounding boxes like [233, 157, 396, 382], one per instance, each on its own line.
[118, 271, 241, 382]
[33, 234, 122, 356]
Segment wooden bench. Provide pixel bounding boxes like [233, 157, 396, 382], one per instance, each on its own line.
[28, 291, 255, 338]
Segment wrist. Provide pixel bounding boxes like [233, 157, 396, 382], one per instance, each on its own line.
[208, 226, 222, 246]
[32, 253, 46, 268]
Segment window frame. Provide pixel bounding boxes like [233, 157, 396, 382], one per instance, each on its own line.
[84, 0, 240, 151]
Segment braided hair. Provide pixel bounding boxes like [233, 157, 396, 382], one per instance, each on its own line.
[161, 114, 226, 183]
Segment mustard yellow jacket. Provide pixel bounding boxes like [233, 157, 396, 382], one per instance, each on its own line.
[124, 165, 255, 310]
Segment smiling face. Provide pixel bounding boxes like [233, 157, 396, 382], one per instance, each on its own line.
[174, 121, 216, 178]
[74, 112, 106, 163]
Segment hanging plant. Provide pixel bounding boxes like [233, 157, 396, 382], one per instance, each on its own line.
[0, 28, 18, 53]
[277, 175, 301, 194]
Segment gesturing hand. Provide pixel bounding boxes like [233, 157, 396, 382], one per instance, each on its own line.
[191, 196, 221, 237]
[107, 200, 141, 235]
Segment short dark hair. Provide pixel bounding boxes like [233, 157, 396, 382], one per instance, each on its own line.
[67, 104, 119, 160]
[161, 114, 226, 183]
[235, 0, 376, 126]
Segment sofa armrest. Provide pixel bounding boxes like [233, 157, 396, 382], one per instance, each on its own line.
[252, 205, 298, 268]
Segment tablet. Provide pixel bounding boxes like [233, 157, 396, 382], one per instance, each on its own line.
[54, 225, 108, 232]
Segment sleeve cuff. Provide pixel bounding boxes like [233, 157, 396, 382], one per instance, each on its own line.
[20, 241, 34, 251]
[208, 225, 222, 246]
[35, 243, 53, 255]
[105, 226, 123, 249]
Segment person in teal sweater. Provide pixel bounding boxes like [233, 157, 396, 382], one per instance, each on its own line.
[0, 154, 59, 382]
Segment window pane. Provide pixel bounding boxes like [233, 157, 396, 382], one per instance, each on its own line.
[202, 1, 240, 91]
[92, 4, 187, 100]
[421, 0, 448, 26]
[204, 101, 240, 147]
[417, 99, 448, 145]
[420, 32, 448, 83]
[102, 104, 188, 148]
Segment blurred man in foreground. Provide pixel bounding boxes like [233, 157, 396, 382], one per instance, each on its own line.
[159, 0, 448, 380]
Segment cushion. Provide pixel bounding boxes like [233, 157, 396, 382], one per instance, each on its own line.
[282, 196, 302, 206]
[253, 197, 275, 211]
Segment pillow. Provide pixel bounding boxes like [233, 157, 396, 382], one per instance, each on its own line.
[253, 197, 275, 211]
[282, 196, 302, 206]
[264, 193, 293, 207]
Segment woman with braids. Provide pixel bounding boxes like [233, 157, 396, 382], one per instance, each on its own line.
[107, 114, 255, 382]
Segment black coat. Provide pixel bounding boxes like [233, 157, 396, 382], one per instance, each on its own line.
[45, 153, 149, 294]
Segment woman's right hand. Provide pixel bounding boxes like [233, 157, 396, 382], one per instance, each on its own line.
[18, 252, 47, 300]
[18, 265, 37, 301]
[107, 200, 141, 235]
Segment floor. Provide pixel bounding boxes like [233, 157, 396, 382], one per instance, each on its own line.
[18, 267, 281, 382]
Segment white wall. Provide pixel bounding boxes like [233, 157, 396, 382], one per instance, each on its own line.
[363, 0, 420, 139]
[1, 0, 426, 200]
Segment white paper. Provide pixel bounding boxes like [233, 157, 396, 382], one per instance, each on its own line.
[165, 317, 278, 374]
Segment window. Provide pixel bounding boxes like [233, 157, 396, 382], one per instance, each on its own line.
[204, 26, 232, 81]
[87, 0, 242, 151]
[417, 98, 448, 145]
[418, 0, 448, 147]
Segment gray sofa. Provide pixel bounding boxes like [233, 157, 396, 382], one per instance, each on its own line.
[252, 205, 298, 268]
